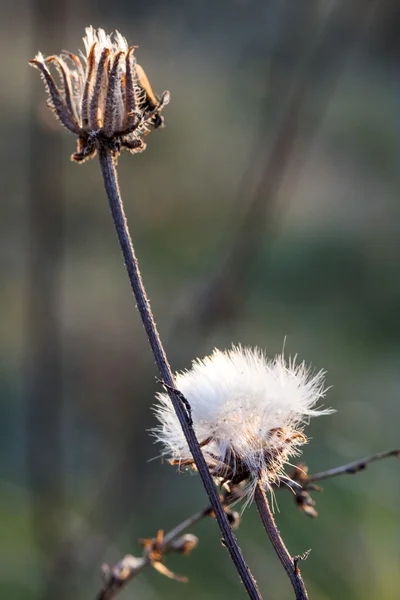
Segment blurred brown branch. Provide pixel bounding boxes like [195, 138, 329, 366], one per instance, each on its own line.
[96, 503, 239, 600]
[307, 448, 400, 483]
[287, 448, 400, 517]
[169, 0, 381, 339]
[28, 1, 67, 598]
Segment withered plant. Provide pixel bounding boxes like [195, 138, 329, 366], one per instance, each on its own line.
[30, 26, 399, 600]
[30, 26, 262, 600]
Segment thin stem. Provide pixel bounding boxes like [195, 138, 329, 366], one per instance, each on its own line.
[97, 146, 262, 600]
[254, 482, 308, 600]
[97, 506, 210, 600]
[307, 448, 400, 484]
[162, 508, 208, 546]
[97, 555, 146, 600]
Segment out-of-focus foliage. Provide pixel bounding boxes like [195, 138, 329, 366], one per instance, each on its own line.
[1, 1, 399, 599]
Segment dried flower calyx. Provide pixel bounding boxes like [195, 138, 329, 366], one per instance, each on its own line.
[140, 529, 198, 583]
[288, 463, 322, 518]
[29, 26, 169, 162]
[153, 346, 333, 505]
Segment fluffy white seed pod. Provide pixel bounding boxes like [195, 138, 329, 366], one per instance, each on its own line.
[152, 346, 333, 502]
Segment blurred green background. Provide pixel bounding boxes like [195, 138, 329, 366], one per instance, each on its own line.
[1, 0, 399, 599]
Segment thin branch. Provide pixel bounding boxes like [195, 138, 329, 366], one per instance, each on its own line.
[162, 508, 208, 546]
[97, 506, 214, 600]
[284, 448, 400, 517]
[307, 448, 400, 484]
[96, 447, 398, 598]
[97, 146, 262, 600]
[97, 555, 146, 600]
[254, 482, 308, 600]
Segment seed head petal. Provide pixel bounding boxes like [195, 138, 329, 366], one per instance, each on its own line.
[29, 27, 169, 162]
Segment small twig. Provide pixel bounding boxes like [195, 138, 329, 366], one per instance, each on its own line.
[96, 505, 213, 600]
[98, 555, 147, 600]
[162, 508, 208, 546]
[156, 378, 193, 426]
[307, 449, 400, 484]
[286, 448, 400, 517]
[254, 481, 308, 600]
[98, 147, 262, 600]
[293, 550, 311, 573]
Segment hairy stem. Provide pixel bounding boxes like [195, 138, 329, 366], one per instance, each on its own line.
[254, 482, 308, 600]
[97, 147, 262, 600]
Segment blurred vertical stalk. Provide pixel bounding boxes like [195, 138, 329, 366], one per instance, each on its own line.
[170, 0, 379, 339]
[27, 0, 66, 597]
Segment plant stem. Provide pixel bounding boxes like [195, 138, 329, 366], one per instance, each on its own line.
[95, 446, 399, 600]
[162, 507, 208, 546]
[307, 448, 400, 484]
[97, 147, 262, 600]
[254, 482, 308, 600]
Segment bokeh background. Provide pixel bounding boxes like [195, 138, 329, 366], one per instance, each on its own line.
[1, 0, 400, 598]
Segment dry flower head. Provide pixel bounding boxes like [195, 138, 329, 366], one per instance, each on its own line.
[29, 26, 169, 162]
[153, 346, 333, 506]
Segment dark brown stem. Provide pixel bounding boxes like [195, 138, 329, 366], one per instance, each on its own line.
[307, 448, 400, 484]
[254, 482, 308, 600]
[97, 146, 262, 600]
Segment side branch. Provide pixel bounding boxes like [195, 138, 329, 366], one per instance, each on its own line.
[97, 147, 262, 600]
[286, 448, 400, 517]
[96, 448, 398, 598]
[96, 505, 237, 600]
[307, 449, 400, 484]
[97, 555, 146, 600]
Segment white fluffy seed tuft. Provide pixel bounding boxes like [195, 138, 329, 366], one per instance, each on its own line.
[152, 346, 333, 502]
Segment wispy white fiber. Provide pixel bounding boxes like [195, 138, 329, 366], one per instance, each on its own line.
[82, 26, 128, 62]
[152, 346, 333, 501]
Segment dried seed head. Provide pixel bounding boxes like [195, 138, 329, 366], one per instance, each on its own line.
[152, 346, 333, 505]
[29, 26, 169, 162]
[170, 534, 199, 555]
[225, 509, 241, 529]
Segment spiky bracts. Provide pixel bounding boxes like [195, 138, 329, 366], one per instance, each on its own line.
[30, 26, 169, 162]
